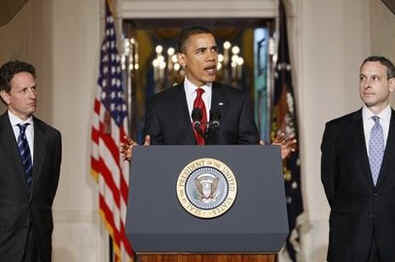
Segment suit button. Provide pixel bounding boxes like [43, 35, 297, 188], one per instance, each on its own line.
[373, 193, 378, 198]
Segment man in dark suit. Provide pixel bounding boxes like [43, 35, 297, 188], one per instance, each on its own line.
[145, 26, 258, 145]
[0, 60, 62, 262]
[122, 27, 294, 158]
[321, 56, 395, 262]
[144, 74, 258, 145]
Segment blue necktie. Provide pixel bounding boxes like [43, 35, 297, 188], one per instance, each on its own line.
[369, 116, 385, 185]
[17, 123, 33, 187]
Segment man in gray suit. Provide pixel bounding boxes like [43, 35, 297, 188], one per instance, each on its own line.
[321, 56, 395, 262]
[0, 60, 62, 262]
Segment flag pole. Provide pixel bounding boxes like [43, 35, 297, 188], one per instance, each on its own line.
[109, 236, 114, 262]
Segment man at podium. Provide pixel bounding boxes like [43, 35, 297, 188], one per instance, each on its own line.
[121, 26, 294, 159]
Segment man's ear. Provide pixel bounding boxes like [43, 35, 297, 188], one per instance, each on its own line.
[0, 90, 10, 105]
[389, 77, 395, 93]
[177, 53, 186, 68]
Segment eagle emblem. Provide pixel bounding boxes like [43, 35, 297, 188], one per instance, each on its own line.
[195, 173, 219, 203]
[177, 158, 237, 218]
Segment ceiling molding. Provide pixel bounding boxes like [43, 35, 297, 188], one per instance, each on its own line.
[121, 0, 278, 19]
[381, 0, 395, 15]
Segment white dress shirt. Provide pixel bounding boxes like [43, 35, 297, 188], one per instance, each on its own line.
[184, 77, 212, 122]
[362, 105, 391, 156]
[8, 111, 34, 162]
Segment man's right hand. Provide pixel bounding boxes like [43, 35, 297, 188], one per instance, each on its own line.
[120, 135, 151, 161]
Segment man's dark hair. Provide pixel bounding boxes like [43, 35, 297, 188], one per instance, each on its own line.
[361, 56, 395, 79]
[177, 26, 215, 53]
[0, 60, 36, 93]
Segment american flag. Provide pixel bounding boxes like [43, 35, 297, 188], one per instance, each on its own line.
[91, 1, 133, 261]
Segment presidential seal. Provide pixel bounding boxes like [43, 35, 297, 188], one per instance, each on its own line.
[176, 158, 237, 218]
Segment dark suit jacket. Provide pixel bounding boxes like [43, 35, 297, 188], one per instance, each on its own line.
[0, 112, 61, 262]
[321, 109, 395, 262]
[144, 82, 259, 145]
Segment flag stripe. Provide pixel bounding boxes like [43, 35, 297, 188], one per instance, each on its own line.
[99, 124, 121, 165]
[120, 176, 129, 206]
[92, 127, 99, 143]
[99, 192, 133, 256]
[99, 194, 121, 242]
[98, 157, 121, 207]
[94, 98, 101, 114]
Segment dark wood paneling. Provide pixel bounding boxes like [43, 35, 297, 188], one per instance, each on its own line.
[137, 254, 276, 262]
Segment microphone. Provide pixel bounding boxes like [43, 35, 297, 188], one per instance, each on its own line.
[209, 110, 221, 129]
[191, 108, 202, 129]
[205, 110, 221, 145]
[191, 107, 205, 139]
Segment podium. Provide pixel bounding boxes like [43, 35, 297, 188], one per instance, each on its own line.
[126, 146, 288, 262]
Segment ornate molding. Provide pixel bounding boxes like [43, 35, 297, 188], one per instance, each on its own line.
[381, 0, 395, 15]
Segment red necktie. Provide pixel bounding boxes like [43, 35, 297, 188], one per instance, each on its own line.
[193, 88, 207, 145]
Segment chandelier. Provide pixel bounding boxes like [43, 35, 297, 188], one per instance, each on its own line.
[121, 37, 245, 91]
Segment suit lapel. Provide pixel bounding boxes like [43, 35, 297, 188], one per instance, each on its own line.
[207, 83, 226, 144]
[352, 110, 374, 187]
[375, 109, 395, 189]
[175, 84, 196, 144]
[211, 82, 226, 115]
[0, 112, 29, 196]
[31, 117, 47, 191]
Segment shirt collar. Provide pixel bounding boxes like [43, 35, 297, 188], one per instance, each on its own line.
[362, 104, 391, 123]
[8, 110, 33, 127]
[184, 77, 212, 95]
